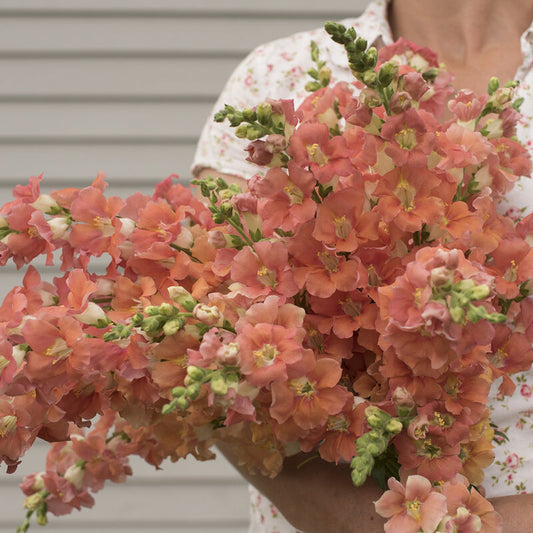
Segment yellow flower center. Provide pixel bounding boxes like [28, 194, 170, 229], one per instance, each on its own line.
[27, 227, 39, 238]
[253, 344, 279, 367]
[333, 215, 351, 240]
[327, 414, 349, 432]
[307, 143, 329, 166]
[317, 251, 339, 273]
[256, 265, 276, 288]
[405, 498, 422, 520]
[395, 127, 417, 150]
[290, 377, 316, 397]
[283, 182, 303, 205]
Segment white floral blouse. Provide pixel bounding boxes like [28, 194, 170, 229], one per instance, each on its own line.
[192, 0, 533, 530]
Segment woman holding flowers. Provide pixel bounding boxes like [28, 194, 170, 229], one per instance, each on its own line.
[193, 0, 533, 531]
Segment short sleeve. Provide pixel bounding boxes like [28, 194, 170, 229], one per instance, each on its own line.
[191, 29, 325, 180]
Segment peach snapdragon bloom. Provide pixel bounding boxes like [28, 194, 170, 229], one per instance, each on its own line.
[374, 474, 447, 533]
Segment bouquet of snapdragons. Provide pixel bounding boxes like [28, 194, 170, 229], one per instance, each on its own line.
[1, 22, 532, 532]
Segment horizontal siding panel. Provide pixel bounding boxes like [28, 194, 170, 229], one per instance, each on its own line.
[0, 57, 237, 99]
[0, 102, 212, 138]
[0, 17, 351, 55]
[0, 143, 196, 183]
[0, 0, 366, 16]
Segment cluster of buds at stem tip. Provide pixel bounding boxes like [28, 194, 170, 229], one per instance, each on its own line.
[324, 22, 395, 92]
[130, 301, 189, 337]
[446, 279, 506, 324]
[162, 365, 239, 414]
[350, 406, 403, 487]
[305, 40, 332, 92]
[213, 102, 285, 139]
[20, 490, 50, 531]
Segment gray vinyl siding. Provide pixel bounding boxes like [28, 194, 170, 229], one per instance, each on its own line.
[0, 1, 370, 531]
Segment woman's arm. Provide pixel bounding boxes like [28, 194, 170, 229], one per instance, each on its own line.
[217, 441, 386, 533]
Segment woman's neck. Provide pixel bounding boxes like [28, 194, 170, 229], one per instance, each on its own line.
[388, 0, 533, 94]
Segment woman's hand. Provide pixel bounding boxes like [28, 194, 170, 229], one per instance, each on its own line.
[217, 441, 386, 533]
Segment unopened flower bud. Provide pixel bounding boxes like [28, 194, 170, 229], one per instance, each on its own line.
[163, 317, 186, 336]
[488, 77, 500, 95]
[73, 302, 109, 326]
[186, 382, 202, 400]
[242, 108, 256, 122]
[449, 305, 465, 323]
[256, 102, 273, 125]
[64, 463, 85, 490]
[211, 375, 228, 395]
[172, 386, 186, 397]
[378, 62, 399, 87]
[24, 492, 45, 511]
[465, 284, 490, 301]
[235, 124, 249, 138]
[36, 507, 48, 526]
[362, 70, 377, 86]
[193, 304, 222, 326]
[159, 303, 176, 317]
[318, 65, 332, 86]
[385, 419, 403, 435]
[168, 286, 197, 311]
[144, 305, 160, 316]
[141, 316, 164, 332]
[246, 124, 265, 141]
[31, 194, 61, 214]
[430, 266, 454, 289]
[365, 406, 391, 429]
[187, 366, 206, 381]
[48, 216, 71, 240]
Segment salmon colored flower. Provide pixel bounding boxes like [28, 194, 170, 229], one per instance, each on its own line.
[374, 475, 447, 533]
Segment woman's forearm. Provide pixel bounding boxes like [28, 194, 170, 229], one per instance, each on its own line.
[217, 441, 385, 533]
[489, 492, 533, 532]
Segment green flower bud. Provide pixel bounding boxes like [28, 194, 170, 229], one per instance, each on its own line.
[172, 386, 186, 397]
[220, 201, 233, 216]
[242, 108, 256, 122]
[365, 406, 391, 429]
[422, 67, 439, 82]
[362, 70, 378, 87]
[141, 316, 164, 333]
[305, 81, 322, 92]
[177, 397, 189, 410]
[187, 366, 206, 381]
[186, 382, 202, 400]
[246, 124, 265, 141]
[211, 375, 228, 395]
[168, 286, 197, 311]
[385, 418, 403, 435]
[256, 102, 273, 125]
[318, 65, 331, 86]
[488, 77, 500, 95]
[144, 305, 160, 316]
[364, 47, 378, 68]
[449, 305, 465, 324]
[464, 284, 490, 301]
[159, 302, 176, 317]
[234, 124, 248, 138]
[130, 313, 144, 326]
[378, 62, 399, 87]
[216, 177, 229, 189]
[163, 317, 186, 336]
[36, 508, 48, 526]
[356, 37, 368, 51]
[212, 212, 225, 224]
[161, 400, 177, 415]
